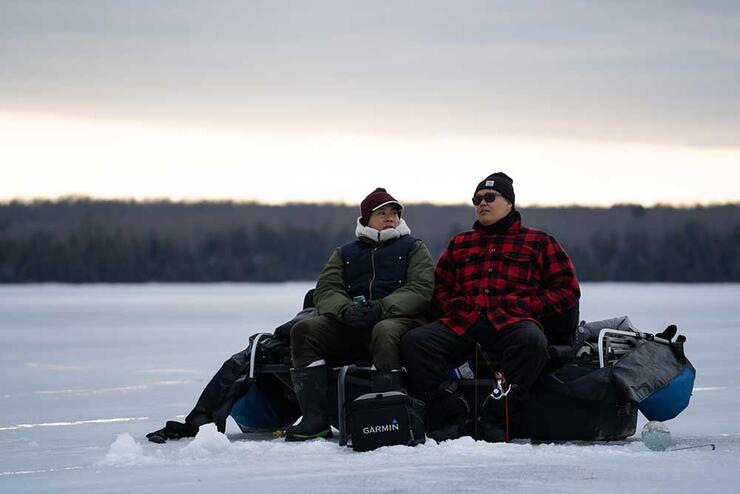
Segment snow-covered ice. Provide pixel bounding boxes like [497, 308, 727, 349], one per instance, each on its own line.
[1, 282, 739, 493]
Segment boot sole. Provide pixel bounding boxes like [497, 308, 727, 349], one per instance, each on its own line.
[284, 429, 333, 442]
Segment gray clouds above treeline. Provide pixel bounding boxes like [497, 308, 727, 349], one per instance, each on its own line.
[1, 0, 738, 146]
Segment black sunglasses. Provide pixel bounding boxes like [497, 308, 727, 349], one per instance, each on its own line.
[472, 192, 502, 206]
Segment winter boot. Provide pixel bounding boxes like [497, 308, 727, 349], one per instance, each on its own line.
[284, 365, 332, 441]
[371, 369, 404, 393]
[425, 380, 470, 442]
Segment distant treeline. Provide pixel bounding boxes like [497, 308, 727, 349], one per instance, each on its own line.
[1, 198, 739, 283]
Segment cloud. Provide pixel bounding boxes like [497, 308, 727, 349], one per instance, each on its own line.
[1, 1, 739, 146]
[25, 361, 89, 371]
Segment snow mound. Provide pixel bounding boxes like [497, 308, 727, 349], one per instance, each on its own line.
[99, 433, 158, 467]
[180, 423, 233, 459]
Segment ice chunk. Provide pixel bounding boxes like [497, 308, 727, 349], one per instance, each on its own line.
[642, 421, 672, 451]
[99, 433, 156, 466]
[180, 423, 232, 459]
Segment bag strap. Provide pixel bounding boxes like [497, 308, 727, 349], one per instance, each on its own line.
[248, 333, 273, 381]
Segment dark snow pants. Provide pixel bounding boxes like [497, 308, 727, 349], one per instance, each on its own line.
[185, 346, 253, 431]
[290, 314, 418, 370]
[400, 317, 549, 403]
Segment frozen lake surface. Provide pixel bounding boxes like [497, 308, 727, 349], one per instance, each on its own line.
[1, 283, 739, 493]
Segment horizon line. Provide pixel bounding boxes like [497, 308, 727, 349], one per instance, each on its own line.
[2, 195, 738, 210]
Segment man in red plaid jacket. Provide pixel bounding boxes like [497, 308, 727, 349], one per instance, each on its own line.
[401, 172, 580, 442]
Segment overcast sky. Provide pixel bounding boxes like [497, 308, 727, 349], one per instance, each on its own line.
[1, 1, 739, 205]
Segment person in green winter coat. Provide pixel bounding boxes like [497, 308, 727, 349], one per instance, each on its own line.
[284, 187, 435, 441]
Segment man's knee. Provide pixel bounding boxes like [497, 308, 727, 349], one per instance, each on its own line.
[290, 316, 328, 367]
[371, 319, 412, 370]
[371, 319, 408, 348]
[289, 318, 312, 346]
[400, 322, 446, 363]
[517, 322, 549, 353]
[499, 321, 550, 374]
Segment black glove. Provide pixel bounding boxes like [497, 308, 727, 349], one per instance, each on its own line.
[342, 300, 382, 330]
[656, 324, 678, 341]
[146, 421, 198, 443]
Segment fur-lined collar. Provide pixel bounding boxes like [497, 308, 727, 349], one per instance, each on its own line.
[355, 217, 411, 243]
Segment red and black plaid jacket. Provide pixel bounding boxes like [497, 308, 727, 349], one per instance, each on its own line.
[434, 212, 580, 335]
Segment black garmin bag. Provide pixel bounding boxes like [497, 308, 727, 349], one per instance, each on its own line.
[349, 391, 425, 452]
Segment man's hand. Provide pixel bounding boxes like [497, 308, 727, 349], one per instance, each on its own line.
[342, 300, 382, 330]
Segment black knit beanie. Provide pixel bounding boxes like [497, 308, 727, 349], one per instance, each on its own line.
[474, 172, 515, 206]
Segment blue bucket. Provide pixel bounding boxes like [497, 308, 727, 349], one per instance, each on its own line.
[230, 386, 286, 432]
[638, 366, 695, 422]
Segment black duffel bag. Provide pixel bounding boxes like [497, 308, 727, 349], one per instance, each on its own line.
[514, 362, 638, 441]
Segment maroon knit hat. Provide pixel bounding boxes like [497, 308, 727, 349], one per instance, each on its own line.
[360, 188, 403, 226]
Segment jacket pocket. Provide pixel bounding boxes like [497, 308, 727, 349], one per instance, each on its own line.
[501, 254, 533, 287]
[458, 252, 484, 264]
[454, 253, 484, 284]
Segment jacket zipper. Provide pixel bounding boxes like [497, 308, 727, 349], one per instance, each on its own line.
[368, 247, 377, 300]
